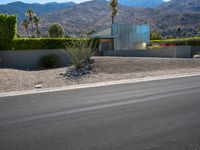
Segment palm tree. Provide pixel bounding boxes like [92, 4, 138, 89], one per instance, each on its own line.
[25, 9, 36, 37]
[109, 0, 118, 50]
[22, 19, 30, 38]
[33, 16, 40, 37]
[109, 0, 118, 25]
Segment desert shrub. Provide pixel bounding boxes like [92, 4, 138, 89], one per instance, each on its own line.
[64, 39, 98, 69]
[12, 38, 91, 50]
[0, 14, 17, 50]
[39, 54, 61, 69]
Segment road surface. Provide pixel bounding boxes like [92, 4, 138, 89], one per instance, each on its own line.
[0, 76, 200, 150]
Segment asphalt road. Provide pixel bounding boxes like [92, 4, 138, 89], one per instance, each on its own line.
[0, 76, 200, 150]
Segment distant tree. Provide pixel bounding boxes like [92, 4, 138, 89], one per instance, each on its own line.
[87, 29, 96, 36]
[150, 31, 162, 40]
[21, 19, 30, 38]
[48, 23, 65, 38]
[176, 26, 183, 38]
[33, 16, 40, 37]
[196, 25, 200, 36]
[25, 9, 36, 36]
[109, 0, 118, 25]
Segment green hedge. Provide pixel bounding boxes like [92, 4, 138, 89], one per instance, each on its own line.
[151, 37, 200, 46]
[0, 14, 17, 50]
[12, 38, 97, 50]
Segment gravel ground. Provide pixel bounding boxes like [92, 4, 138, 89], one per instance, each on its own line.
[1, 57, 200, 93]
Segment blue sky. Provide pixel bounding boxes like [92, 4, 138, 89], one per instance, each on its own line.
[0, 0, 170, 4]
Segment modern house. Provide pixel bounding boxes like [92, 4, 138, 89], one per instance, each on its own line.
[91, 24, 150, 52]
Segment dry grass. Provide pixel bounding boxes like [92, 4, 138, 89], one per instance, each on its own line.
[1, 57, 200, 93]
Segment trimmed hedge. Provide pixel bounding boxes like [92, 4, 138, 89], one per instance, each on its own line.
[151, 37, 200, 46]
[0, 14, 17, 50]
[12, 38, 95, 50]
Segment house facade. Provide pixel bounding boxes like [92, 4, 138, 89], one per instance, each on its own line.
[91, 24, 150, 52]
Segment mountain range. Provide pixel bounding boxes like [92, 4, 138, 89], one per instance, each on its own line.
[1, 0, 200, 38]
[0, 1, 75, 22]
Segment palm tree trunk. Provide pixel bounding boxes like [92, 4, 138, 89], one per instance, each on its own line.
[31, 22, 35, 37]
[36, 25, 40, 37]
[26, 28, 30, 38]
[112, 16, 114, 25]
[111, 16, 115, 50]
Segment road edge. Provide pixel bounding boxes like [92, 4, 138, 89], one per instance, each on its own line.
[1, 73, 200, 98]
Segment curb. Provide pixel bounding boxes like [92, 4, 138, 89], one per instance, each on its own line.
[1, 73, 200, 98]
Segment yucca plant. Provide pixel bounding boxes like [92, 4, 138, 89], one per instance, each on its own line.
[64, 39, 97, 70]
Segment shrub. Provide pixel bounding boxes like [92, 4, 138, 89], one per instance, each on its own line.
[0, 14, 17, 50]
[12, 38, 91, 50]
[150, 31, 162, 40]
[39, 54, 61, 69]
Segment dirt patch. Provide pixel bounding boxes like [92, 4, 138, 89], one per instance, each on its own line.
[1, 57, 200, 93]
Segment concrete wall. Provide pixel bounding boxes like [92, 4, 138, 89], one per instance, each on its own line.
[103, 46, 192, 58]
[0, 50, 70, 69]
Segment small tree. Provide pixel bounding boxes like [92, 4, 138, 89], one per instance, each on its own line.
[150, 31, 162, 40]
[176, 26, 183, 38]
[48, 23, 65, 38]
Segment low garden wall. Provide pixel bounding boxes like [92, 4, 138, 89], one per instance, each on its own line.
[0, 50, 70, 69]
[1, 46, 199, 69]
[103, 46, 192, 58]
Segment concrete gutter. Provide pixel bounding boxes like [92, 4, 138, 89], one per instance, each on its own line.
[1, 73, 200, 98]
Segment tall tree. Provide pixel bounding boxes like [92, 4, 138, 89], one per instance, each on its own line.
[21, 19, 30, 38]
[109, 0, 118, 24]
[33, 16, 40, 37]
[109, 0, 118, 50]
[25, 9, 36, 37]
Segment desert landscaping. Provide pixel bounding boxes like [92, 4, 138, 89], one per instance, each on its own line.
[1, 57, 200, 93]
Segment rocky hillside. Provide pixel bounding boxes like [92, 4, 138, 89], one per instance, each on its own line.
[0, 1, 75, 22]
[7, 0, 200, 38]
[160, 0, 200, 13]
[34, 0, 200, 38]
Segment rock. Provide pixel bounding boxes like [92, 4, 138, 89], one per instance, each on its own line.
[193, 55, 200, 59]
[35, 84, 42, 88]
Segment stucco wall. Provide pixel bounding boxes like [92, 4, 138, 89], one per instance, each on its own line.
[0, 46, 193, 69]
[0, 50, 70, 69]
